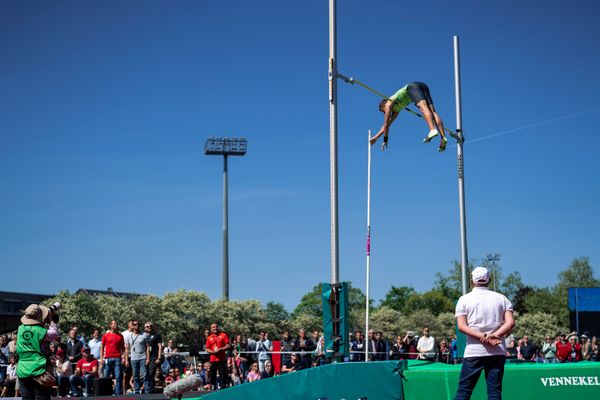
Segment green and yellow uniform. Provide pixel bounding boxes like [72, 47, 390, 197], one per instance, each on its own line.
[389, 85, 411, 113]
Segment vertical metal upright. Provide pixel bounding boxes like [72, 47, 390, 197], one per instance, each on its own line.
[454, 36, 469, 295]
[205, 137, 246, 301]
[365, 130, 372, 361]
[575, 287, 580, 334]
[222, 155, 229, 300]
[329, 0, 339, 285]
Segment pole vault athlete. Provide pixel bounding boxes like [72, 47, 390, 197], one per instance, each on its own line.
[369, 82, 447, 152]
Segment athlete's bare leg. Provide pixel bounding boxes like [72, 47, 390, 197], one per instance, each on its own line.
[416, 100, 436, 131]
[429, 104, 446, 141]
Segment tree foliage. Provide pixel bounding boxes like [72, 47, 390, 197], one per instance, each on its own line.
[369, 306, 401, 336]
[42, 256, 596, 349]
[511, 312, 569, 345]
[379, 286, 415, 314]
[555, 257, 599, 291]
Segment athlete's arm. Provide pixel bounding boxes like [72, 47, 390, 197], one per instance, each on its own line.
[370, 101, 397, 148]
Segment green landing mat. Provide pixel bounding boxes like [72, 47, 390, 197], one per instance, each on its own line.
[404, 360, 600, 400]
[188, 360, 599, 400]
[198, 360, 407, 400]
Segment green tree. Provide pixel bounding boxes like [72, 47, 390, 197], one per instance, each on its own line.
[521, 287, 568, 326]
[380, 286, 415, 314]
[95, 294, 136, 328]
[369, 306, 401, 338]
[435, 260, 476, 296]
[161, 290, 212, 346]
[209, 299, 272, 338]
[555, 257, 599, 294]
[290, 312, 321, 334]
[397, 311, 456, 341]
[551, 257, 599, 328]
[435, 312, 458, 340]
[499, 271, 525, 305]
[291, 285, 322, 319]
[397, 310, 436, 336]
[264, 301, 292, 334]
[45, 291, 104, 339]
[512, 312, 569, 347]
[404, 290, 454, 316]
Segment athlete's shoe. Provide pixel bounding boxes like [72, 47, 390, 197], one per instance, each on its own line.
[438, 137, 448, 152]
[423, 129, 439, 143]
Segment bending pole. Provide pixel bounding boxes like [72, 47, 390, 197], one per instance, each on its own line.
[328, 0, 339, 284]
[365, 130, 372, 361]
[454, 35, 469, 295]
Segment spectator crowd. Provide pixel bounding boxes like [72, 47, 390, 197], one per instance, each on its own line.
[1, 320, 599, 396]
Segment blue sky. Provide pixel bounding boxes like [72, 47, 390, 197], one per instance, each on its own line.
[1, 0, 599, 310]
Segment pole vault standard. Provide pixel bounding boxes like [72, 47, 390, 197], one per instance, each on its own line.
[365, 130, 372, 361]
[328, 0, 340, 285]
[454, 36, 468, 295]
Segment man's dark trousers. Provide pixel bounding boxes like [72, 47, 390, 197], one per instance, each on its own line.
[145, 357, 158, 393]
[455, 355, 505, 400]
[209, 361, 228, 390]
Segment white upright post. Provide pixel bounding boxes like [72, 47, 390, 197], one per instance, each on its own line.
[365, 130, 372, 362]
[328, 0, 339, 285]
[454, 35, 469, 295]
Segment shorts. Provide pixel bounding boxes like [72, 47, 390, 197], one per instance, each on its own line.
[407, 82, 434, 106]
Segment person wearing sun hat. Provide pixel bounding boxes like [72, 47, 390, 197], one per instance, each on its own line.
[16, 304, 60, 400]
[453, 267, 515, 400]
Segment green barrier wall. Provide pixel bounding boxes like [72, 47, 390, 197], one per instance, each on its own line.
[198, 361, 406, 400]
[404, 360, 600, 400]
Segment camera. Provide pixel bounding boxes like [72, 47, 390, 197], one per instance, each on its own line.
[48, 302, 62, 323]
[48, 302, 62, 313]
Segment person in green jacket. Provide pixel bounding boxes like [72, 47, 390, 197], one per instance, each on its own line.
[16, 304, 60, 400]
[369, 82, 448, 152]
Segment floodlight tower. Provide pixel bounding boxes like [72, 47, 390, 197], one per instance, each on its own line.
[204, 137, 247, 301]
[487, 253, 500, 291]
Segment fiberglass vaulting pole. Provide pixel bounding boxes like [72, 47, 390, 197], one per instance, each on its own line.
[365, 130, 372, 361]
[329, 0, 339, 285]
[454, 36, 469, 295]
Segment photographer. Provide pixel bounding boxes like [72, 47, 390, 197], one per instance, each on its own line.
[16, 303, 61, 400]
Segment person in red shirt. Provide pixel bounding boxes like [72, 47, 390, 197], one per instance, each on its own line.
[555, 333, 569, 363]
[99, 320, 125, 395]
[70, 346, 99, 397]
[205, 323, 230, 390]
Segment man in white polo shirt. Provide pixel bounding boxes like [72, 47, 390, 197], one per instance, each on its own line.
[454, 267, 515, 400]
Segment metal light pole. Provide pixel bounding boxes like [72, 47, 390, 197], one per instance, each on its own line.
[365, 130, 372, 361]
[329, 0, 339, 285]
[454, 36, 469, 295]
[204, 137, 247, 301]
[487, 253, 500, 291]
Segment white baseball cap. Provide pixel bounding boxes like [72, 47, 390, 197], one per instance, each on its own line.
[471, 267, 490, 284]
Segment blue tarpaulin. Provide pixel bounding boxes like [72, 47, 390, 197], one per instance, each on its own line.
[568, 288, 600, 311]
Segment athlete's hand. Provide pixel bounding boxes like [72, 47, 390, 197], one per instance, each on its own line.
[369, 136, 378, 146]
